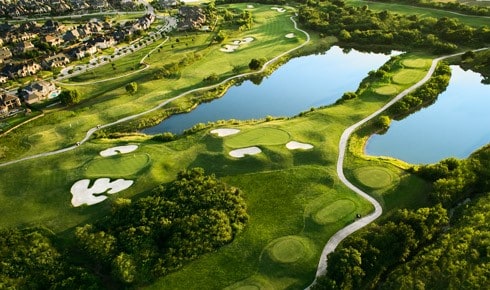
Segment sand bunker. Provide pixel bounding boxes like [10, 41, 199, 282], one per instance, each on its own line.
[220, 44, 239, 52]
[241, 37, 254, 43]
[220, 37, 254, 52]
[271, 7, 286, 12]
[229, 147, 262, 158]
[286, 141, 313, 150]
[247, 5, 254, 8]
[285, 33, 295, 38]
[100, 145, 138, 157]
[211, 128, 240, 137]
[71, 178, 134, 207]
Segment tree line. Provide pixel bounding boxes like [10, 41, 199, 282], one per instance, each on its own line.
[373, 0, 490, 17]
[0, 168, 248, 288]
[298, 0, 489, 54]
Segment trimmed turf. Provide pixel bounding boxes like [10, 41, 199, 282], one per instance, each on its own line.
[268, 236, 314, 264]
[392, 69, 426, 85]
[353, 166, 394, 189]
[402, 58, 431, 69]
[224, 127, 291, 148]
[312, 199, 357, 225]
[374, 85, 399, 96]
[85, 154, 151, 177]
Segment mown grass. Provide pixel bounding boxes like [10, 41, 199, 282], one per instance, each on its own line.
[224, 127, 291, 148]
[0, 4, 438, 289]
[84, 153, 151, 177]
[392, 69, 427, 84]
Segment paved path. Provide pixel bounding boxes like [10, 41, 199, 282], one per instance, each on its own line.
[306, 47, 488, 288]
[0, 16, 309, 168]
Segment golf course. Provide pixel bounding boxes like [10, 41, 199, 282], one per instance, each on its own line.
[0, 1, 489, 289]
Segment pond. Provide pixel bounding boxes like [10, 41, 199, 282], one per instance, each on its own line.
[143, 46, 397, 134]
[365, 66, 490, 164]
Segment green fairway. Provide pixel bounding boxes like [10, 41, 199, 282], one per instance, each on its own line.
[84, 154, 151, 177]
[224, 127, 291, 148]
[374, 84, 400, 96]
[392, 69, 426, 84]
[353, 166, 395, 189]
[313, 199, 357, 224]
[268, 236, 314, 263]
[402, 58, 432, 69]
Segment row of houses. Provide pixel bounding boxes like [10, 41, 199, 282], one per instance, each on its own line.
[0, 0, 109, 18]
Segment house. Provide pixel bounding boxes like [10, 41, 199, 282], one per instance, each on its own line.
[42, 20, 66, 33]
[68, 43, 97, 60]
[21, 80, 57, 104]
[0, 47, 12, 62]
[15, 41, 35, 54]
[19, 21, 39, 33]
[10, 32, 37, 43]
[1, 61, 41, 79]
[0, 75, 7, 83]
[44, 35, 64, 47]
[63, 28, 80, 42]
[0, 93, 21, 117]
[41, 53, 70, 70]
[178, 6, 206, 30]
[88, 36, 115, 50]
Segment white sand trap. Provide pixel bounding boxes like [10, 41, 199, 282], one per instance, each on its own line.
[100, 145, 138, 157]
[71, 178, 134, 207]
[241, 37, 254, 43]
[285, 33, 295, 38]
[271, 7, 286, 12]
[286, 141, 314, 150]
[229, 147, 262, 158]
[220, 44, 239, 52]
[247, 5, 254, 8]
[232, 40, 241, 45]
[211, 128, 240, 137]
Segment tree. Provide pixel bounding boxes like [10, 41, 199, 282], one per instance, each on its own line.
[59, 89, 80, 106]
[376, 115, 391, 130]
[249, 58, 265, 70]
[215, 31, 226, 43]
[125, 82, 138, 94]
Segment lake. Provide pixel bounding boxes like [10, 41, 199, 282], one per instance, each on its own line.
[365, 66, 490, 164]
[143, 46, 397, 134]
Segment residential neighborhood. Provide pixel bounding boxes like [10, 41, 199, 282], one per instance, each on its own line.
[0, 10, 160, 110]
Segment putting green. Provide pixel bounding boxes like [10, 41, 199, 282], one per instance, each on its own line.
[312, 199, 356, 225]
[85, 154, 151, 177]
[224, 127, 290, 148]
[374, 85, 399, 96]
[392, 69, 426, 85]
[402, 58, 430, 69]
[353, 166, 394, 189]
[267, 236, 313, 264]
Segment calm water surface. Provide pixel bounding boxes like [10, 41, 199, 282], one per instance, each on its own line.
[143, 46, 396, 134]
[366, 66, 490, 164]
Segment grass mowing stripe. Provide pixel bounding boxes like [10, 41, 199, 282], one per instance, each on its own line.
[85, 154, 151, 177]
[224, 127, 291, 148]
